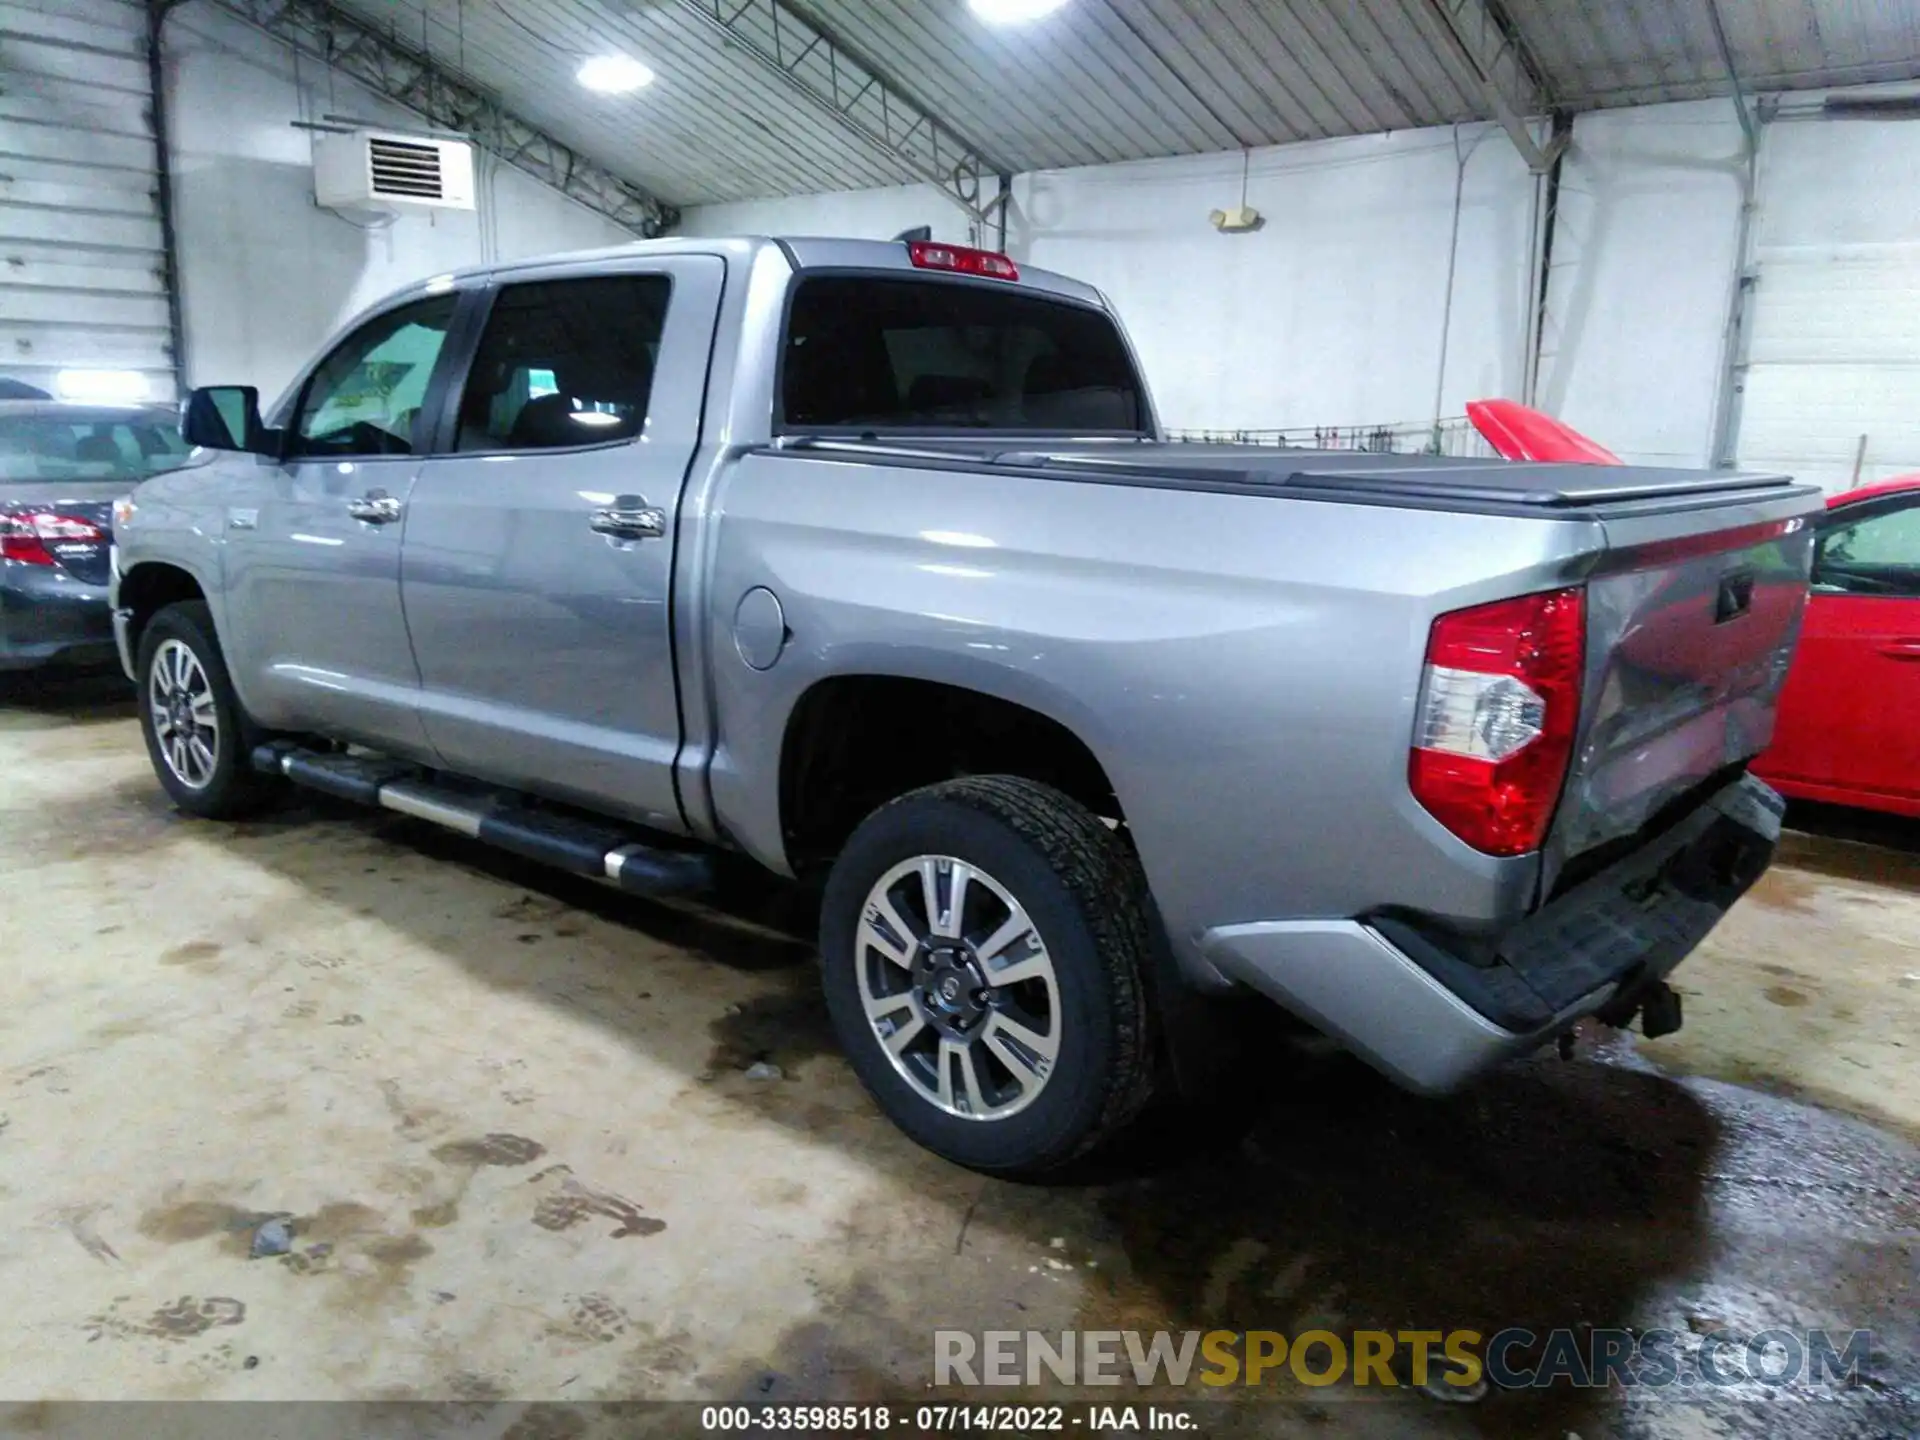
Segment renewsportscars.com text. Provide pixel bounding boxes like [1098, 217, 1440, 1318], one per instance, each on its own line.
[933, 1327, 1876, 1391]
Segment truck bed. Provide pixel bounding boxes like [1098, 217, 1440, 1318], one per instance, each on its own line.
[773, 432, 1821, 895]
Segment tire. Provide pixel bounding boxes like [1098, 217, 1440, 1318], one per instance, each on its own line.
[135, 600, 275, 819]
[820, 775, 1157, 1176]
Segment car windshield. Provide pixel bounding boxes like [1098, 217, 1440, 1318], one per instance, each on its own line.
[0, 408, 197, 483]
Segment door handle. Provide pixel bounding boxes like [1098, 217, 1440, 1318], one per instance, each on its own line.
[1876, 639, 1920, 660]
[590, 495, 666, 540]
[346, 490, 403, 524]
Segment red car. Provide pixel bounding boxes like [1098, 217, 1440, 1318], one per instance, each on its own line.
[1752, 474, 1920, 817]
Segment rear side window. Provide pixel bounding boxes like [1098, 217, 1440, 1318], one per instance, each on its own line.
[781, 276, 1145, 433]
[455, 275, 670, 452]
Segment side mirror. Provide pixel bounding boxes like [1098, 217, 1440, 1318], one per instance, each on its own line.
[182, 385, 274, 454]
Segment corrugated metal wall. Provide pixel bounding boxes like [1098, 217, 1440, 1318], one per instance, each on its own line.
[0, 0, 175, 401]
[1736, 115, 1920, 492]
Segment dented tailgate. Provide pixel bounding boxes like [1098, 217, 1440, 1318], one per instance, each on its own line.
[1547, 495, 1819, 887]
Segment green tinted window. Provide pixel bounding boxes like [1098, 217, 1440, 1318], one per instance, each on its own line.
[293, 295, 457, 457]
[1817, 501, 1920, 598]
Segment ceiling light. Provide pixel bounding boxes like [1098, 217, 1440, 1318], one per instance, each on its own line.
[969, 0, 1070, 23]
[576, 54, 654, 94]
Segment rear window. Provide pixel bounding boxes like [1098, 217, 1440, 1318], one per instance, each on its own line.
[781, 276, 1146, 433]
[0, 410, 194, 483]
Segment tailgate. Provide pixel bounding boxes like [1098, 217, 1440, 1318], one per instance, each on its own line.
[1546, 495, 1819, 886]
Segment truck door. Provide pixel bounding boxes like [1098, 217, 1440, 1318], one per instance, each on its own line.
[221, 291, 465, 755]
[398, 257, 723, 833]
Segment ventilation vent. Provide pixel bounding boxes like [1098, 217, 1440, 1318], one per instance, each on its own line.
[312, 130, 477, 215]
[368, 137, 445, 200]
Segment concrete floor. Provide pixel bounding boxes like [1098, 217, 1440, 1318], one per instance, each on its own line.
[0, 673, 1914, 1438]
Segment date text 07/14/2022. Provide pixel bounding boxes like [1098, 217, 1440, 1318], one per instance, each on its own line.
[699, 1403, 1196, 1431]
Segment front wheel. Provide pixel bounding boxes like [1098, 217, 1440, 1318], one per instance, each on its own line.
[136, 600, 275, 819]
[819, 776, 1157, 1176]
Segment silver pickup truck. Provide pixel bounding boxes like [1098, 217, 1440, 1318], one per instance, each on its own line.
[112, 236, 1819, 1175]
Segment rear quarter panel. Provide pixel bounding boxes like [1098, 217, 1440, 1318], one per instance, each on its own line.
[702, 452, 1605, 979]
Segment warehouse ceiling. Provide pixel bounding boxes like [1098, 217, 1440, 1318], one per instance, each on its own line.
[324, 0, 1920, 208]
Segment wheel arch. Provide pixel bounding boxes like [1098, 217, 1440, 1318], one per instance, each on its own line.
[117, 560, 213, 658]
[774, 661, 1127, 880]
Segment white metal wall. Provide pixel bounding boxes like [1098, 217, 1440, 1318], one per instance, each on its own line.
[0, 0, 174, 401]
[679, 127, 1539, 435]
[165, 3, 636, 405]
[1736, 114, 1920, 493]
[1533, 101, 1748, 469]
[1009, 126, 1536, 434]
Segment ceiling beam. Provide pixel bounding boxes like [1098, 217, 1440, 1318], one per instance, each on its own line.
[670, 0, 1006, 226]
[209, 0, 679, 235]
[1420, 0, 1566, 172]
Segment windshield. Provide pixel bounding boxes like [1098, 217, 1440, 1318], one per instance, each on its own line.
[781, 276, 1148, 434]
[0, 409, 196, 484]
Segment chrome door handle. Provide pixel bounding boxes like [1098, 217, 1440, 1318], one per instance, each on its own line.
[346, 490, 403, 524]
[590, 495, 666, 540]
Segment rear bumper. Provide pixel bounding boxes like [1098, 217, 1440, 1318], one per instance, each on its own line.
[1200, 773, 1783, 1094]
[0, 565, 116, 672]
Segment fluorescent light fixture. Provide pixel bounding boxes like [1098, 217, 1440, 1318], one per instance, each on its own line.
[969, 0, 1069, 23]
[55, 369, 147, 403]
[576, 54, 654, 93]
[571, 411, 623, 427]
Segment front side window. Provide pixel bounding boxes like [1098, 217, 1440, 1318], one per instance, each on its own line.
[781, 276, 1146, 433]
[292, 294, 458, 458]
[454, 275, 670, 452]
[1816, 500, 1920, 598]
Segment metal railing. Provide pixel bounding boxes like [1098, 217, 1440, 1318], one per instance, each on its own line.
[1166, 417, 1497, 458]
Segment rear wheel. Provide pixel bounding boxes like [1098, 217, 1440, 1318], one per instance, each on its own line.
[820, 776, 1156, 1176]
[136, 601, 274, 818]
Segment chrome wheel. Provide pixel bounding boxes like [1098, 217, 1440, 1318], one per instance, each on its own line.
[855, 855, 1061, 1121]
[148, 638, 220, 790]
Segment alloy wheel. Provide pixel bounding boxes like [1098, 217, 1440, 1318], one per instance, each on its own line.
[149, 638, 220, 790]
[855, 854, 1062, 1120]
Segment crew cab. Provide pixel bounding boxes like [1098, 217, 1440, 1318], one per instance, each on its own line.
[112, 237, 1821, 1174]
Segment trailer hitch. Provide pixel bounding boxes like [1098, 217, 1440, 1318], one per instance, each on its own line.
[1595, 975, 1684, 1039]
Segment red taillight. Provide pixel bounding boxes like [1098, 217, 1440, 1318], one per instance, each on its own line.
[0, 511, 105, 566]
[1408, 586, 1585, 857]
[906, 240, 1019, 281]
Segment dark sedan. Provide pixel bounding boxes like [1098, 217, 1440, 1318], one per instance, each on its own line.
[1, 401, 199, 673]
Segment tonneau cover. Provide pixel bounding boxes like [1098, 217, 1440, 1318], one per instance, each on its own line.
[780, 436, 1810, 514]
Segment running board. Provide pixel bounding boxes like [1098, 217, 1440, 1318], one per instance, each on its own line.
[252, 743, 714, 897]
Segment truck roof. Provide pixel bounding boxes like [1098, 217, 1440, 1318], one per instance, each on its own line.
[406, 236, 1108, 310]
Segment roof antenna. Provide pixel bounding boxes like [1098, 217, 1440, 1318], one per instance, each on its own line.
[894, 226, 932, 243]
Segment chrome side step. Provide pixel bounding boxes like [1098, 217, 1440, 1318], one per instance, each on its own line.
[252, 743, 714, 897]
